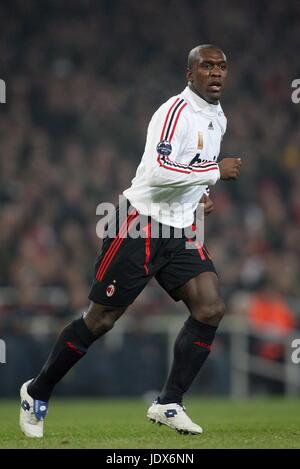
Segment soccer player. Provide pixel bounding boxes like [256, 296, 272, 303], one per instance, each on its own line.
[20, 44, 241, 437]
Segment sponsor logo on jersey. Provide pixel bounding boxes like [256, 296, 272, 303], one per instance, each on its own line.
[156, 140, 172, 156]
[106, 284, 116, 297]
[189, 153, 202, 165]
[188, 153, 218, 168]
[208, 121, 214, 130]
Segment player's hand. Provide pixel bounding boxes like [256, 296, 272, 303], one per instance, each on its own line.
[200, 193, 214, 216]
[219, 157, 242, 180]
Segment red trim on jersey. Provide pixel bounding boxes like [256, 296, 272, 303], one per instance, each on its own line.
[156, 154, 191, 173]
[143, 223, 151, 275]
[157, 155, 218, 174]
[169, 102, 188, 142]
[156, 97, 219, 175]
[96, 210, 138, 282]
[168, 159, 217, 169]
[156, 98, 189, 173]
[192, 166, 218, 173]
[160, 97, 180, 140]
[160, 165, 190, 174]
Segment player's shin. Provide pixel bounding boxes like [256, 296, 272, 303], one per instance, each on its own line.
[27, 317, 96, 402]
[159, 316, 217, 405]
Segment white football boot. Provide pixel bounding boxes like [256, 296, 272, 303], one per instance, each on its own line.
[147, 399, 203, 435]
[19, 379, 48, 438]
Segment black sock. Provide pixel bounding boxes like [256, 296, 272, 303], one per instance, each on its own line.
[159, 317, 217, 405]
[27, 317, 96, 401]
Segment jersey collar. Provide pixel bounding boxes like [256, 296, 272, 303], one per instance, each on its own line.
[181, 86, 222, 115]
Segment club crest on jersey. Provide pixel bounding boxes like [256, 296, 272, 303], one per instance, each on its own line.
[106, 284, 116, 297]
[156, 140, 172, 156]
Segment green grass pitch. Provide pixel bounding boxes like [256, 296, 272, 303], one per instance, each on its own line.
[0, 398, 300, 449]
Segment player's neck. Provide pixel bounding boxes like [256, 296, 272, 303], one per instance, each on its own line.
[188, 84, 219, 105]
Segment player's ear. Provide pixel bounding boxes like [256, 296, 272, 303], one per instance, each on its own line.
[186, 68, 193, 83]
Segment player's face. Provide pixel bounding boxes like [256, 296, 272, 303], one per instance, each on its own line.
[187, 48, 228, 104]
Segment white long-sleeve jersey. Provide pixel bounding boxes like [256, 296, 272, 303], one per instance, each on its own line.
[123, 86, 227, 228]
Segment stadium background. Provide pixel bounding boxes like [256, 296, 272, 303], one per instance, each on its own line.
[0, 0, 300, 401]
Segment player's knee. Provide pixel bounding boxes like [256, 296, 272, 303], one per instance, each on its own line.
[84, 304, 121, 338]
[89, 312, 116, 337]
[97, 314, 116, 335]
[193, 299, 225, 325]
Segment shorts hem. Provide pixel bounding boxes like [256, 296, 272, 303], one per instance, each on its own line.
[158, 265, 218, 301]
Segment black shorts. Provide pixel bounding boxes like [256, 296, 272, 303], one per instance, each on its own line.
[88, 199, 217, 306]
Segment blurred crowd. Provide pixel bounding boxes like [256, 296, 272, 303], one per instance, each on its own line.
[0, 0, 299, 331]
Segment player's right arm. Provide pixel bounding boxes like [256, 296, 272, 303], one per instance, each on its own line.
[144, 99, 221, 188]
[144, 99, 241, 188]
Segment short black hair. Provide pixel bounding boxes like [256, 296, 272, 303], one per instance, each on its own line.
[187, 44, 226, 69]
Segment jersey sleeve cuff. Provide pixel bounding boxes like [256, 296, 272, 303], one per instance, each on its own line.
[209, 164, 220, 185]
